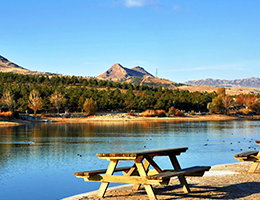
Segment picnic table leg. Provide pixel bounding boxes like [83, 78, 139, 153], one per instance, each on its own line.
[132, 156, 155, 191]
[135, 157, 157, 200]
[97, 160, 118, 198]
[249, 161, 260, 173]
[131, 156, 151, 191]
[249, 151, 260, 173]
[169, 154, 191, 193]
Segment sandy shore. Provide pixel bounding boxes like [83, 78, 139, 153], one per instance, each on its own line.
[64, 162, 260, 200]
[0, 113, 259, 127]
[49, 114, 256, 124]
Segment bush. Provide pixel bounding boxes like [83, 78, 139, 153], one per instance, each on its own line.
[175, 109, 184, 117]
[156, 110, 166, 117]
[140, 109, 166, 117]
[140, 109, 156, 117]
[83, 98, 97, 115]
[168, 106, 175, 115]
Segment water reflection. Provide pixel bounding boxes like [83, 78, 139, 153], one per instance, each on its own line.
[0, 120, 260, 199]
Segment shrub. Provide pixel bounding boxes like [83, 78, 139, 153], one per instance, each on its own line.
[83, 98, 97, 115]
[175, 109, 184, 117]
[140, 109, 156, 117]
[156, 110, 166, 117]
[140, 109, 166, 117]
[168, 106, 175, 115]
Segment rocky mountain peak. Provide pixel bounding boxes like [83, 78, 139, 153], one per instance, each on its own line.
[97, 63, 154, 79]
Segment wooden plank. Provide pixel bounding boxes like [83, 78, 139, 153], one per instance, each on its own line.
[85, 174, 163, 185]
[98, 156, 137, 160]
[96, 147, 188, 158]
[234, 150, 259, 158]
[74, 166, 132, 176]
[147, 166, 211, 180]
[249, 162, 260, 173]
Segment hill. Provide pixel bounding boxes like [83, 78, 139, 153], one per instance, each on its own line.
[185, 77, 260, 88]
[0, 55, 32, 74]
[96, 63, 183, 88]
[97, 63, 154, 79]
[0, 55, 56, 76]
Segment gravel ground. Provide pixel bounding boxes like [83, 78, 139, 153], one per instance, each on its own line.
[73, 162, 260, 200]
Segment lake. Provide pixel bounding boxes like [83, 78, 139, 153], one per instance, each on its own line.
[0, 120, 260, 200]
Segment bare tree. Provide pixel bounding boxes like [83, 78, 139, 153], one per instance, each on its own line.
[28, 89, 43, 115]
[50, 91, 64, 114]
[222, 95, 234, 114]
[1, 91, 13, 111]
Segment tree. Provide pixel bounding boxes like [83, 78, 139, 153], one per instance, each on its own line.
[78, 95, 85, 113]
[222, 95, 234, 114]
[208, 95, 224, 114]
[216, 87, 226, 96]
[17, 98, 28, 112]
[83, 98, 97, 115]
[28, 89, 43, 115]
[235, 94, 245, 106]
[1, 90, 13, 110]
[50, 91, 64, 114]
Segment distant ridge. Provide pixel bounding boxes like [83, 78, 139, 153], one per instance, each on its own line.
[185, 77, 260, 88]
[97, 63, 154, 79]
[0, 55, 56, 75]
[0, 55, 32, 74]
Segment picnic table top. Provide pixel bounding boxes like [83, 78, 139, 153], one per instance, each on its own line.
[234, 150, 259, 157]
[96, 147, 188, 158]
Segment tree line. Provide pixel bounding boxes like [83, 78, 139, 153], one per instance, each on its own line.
[0, 72, 217, 115]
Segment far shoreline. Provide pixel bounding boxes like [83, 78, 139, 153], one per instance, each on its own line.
[1, 113, 260, 127]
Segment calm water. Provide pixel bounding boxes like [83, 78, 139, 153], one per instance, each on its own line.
[0, 120, 260, 200]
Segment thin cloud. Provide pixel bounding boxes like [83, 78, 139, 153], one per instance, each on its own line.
[122, 0, 159, 8]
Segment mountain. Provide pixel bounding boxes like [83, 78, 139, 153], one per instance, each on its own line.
[185, 77, 260, 88]
[97, 63, 154, 79]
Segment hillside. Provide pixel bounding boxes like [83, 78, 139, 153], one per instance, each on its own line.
[185, 77, 260, 88]
[0, 55, 32, 74]
[0, 55, 55, 76]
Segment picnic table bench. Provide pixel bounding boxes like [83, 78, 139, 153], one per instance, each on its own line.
[74, 147, 211, 200]
[234, 140, 260, 173]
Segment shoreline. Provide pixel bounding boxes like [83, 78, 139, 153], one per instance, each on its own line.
[0, 114, 259, 127]
[63, 162, 260, 200]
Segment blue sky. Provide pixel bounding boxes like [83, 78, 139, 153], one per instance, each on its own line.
[1, 0, 260, 83]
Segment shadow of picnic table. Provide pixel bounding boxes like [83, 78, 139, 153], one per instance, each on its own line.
[151, 181, 260, 199]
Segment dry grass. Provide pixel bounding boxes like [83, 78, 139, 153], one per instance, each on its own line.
[177, 85, 260, 95]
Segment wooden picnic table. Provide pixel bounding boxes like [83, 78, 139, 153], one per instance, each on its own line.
[74, 147, 210, 200]
[234, 140, 260, 173]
